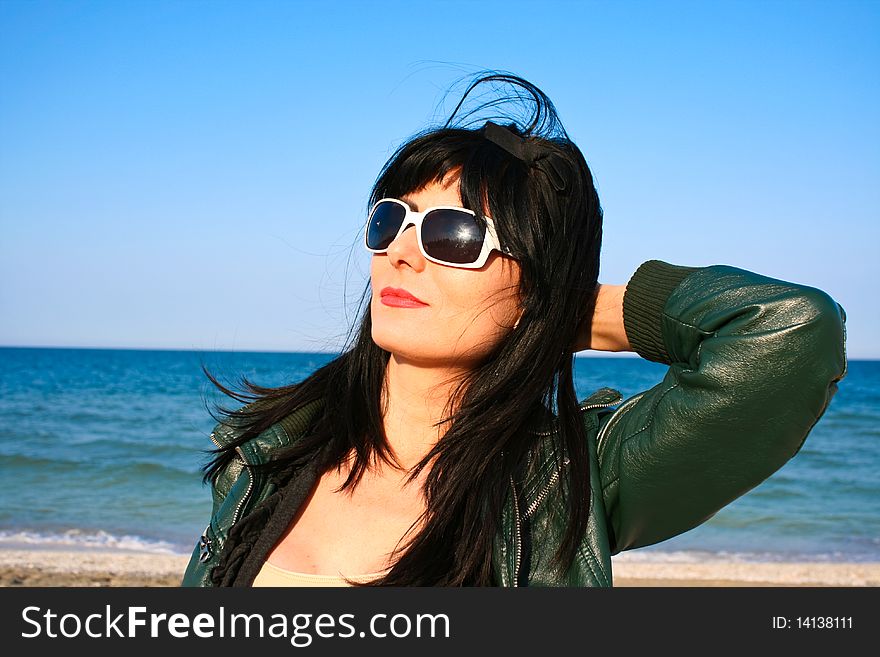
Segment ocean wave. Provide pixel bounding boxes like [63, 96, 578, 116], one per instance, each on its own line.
[0, 452, 202, 478]
[0, 528, 187, 555]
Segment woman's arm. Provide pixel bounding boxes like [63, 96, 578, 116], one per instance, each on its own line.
[575, 283, 632, 353]
[593, 260, 847, 555]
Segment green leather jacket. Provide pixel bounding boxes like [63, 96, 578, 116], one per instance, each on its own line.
[181, 260, 848, 587]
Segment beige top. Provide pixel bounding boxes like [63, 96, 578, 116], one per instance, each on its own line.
[252, 561, 387, 587]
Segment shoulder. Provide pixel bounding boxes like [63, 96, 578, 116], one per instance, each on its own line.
[579, 387, 623, 413]
[578, 387, 624, 434]
[208, 398, 326, 493]
[523, 387, 623, 437]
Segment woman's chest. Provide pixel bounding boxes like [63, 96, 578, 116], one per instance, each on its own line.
[265, 465, 426, 576]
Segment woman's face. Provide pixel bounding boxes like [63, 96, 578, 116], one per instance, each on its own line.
[370, 177, 522, 368]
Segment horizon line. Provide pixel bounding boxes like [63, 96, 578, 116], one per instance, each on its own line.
[1, 344, 877, 361]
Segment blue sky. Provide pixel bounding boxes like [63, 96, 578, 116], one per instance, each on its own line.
[1, 0, 877, 357]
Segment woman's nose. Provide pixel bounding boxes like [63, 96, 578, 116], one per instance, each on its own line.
[385, 224, 427, 271]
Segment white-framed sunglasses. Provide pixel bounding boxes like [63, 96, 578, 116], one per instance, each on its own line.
[364, 198, 512, 269]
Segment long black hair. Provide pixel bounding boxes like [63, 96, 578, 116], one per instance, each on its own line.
[202, 72, 604, 585]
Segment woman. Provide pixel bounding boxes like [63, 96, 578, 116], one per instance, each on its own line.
[182, 73, 847, 587]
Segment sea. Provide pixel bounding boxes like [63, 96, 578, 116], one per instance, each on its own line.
[1, 346, 877, 564]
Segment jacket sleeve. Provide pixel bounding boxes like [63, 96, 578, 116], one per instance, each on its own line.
[597, 259, 848, 555]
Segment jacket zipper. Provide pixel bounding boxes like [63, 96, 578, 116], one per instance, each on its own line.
[594, 394, 643, 453]
[523, 457, 570, 519]
[509, 396, 623, 586]
[509, 475, 522, 587]
[231, 451, 254, 525]
[200, 430, 254, 563]
[197, 525, 213, 563]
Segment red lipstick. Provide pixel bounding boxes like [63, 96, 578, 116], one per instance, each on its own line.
[380, 287, 428, 308]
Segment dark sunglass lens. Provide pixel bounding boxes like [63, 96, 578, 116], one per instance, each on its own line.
[422, 209, 486, 264]
[366, 202, 406, 250]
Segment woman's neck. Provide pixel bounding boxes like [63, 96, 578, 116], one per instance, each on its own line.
[380, 353, 469, 471]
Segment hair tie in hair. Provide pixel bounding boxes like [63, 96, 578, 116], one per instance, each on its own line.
[482, 121, 534, 163]
[483, 121, 568, 193]
[533, 151, 570, 193]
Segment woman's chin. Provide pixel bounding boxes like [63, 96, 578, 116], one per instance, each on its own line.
[371, 333, 436, 361]
[372, 335, 493, 371]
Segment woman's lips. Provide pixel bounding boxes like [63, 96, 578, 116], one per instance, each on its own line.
[380, 287, 428, 308]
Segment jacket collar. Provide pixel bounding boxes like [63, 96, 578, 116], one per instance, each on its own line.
[211, 398, 324, 467]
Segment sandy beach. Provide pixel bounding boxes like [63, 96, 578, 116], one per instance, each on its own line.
[1, 549, 878, 587]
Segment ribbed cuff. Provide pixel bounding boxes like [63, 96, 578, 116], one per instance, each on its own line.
[623, 260, 701, 364]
